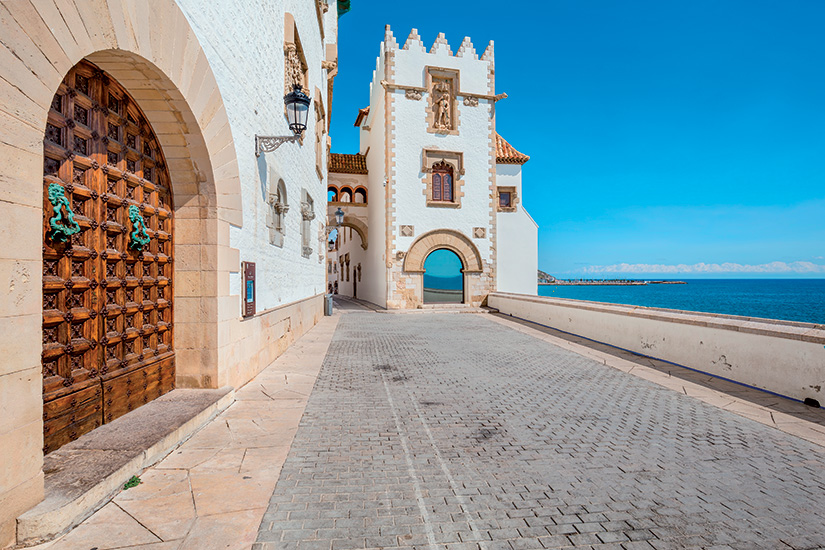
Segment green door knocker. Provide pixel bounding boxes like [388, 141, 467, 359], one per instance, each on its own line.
[47, 183, 81, 243]
[128, 205, 151, 250]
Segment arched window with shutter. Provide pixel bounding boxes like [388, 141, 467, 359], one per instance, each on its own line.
[432, 161, 453, 202]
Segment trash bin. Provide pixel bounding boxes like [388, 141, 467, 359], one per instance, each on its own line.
[324, 294, 334, 316]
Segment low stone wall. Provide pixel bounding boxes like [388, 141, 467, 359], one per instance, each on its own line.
[221, 293, 324, 389]
[488, 292, 825, 405]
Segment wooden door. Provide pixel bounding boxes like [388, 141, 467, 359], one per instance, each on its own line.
[42, 60, 175, 454]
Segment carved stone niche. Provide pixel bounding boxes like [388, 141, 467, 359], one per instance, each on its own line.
[284, 43, 307, 94]
[300, 201, 315, 221]
[284, 14, 309, 96]
[426, 67, 459, 135]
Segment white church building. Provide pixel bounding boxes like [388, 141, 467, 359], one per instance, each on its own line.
[327, 26, 538, 309]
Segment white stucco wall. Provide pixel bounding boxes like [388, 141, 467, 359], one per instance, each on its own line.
[357, 46, 389, 307]
[496, 164, 538, 295]
[177, 0, 330, 311]
[489, 292, 825, 405]
[390, 34, 494, 267]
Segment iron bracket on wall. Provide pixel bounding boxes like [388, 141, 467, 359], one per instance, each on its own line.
[255, 134, 300, 157]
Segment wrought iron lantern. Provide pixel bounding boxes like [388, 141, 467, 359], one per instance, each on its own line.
[255, 84, 312, 157]
[334, 207, 345, 226]
[284, 84, 311, 134]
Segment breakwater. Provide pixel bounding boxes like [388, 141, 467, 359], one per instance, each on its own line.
[539, 280, 686, 286]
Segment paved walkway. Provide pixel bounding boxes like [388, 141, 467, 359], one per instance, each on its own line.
[31, 315, 340, 550]
[27, 309, 825, 550]
[255, 312, 825, 550]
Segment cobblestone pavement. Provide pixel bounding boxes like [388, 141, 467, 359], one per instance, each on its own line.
[255, 313, 825, 550]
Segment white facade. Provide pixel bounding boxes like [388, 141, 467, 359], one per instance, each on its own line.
[329, 27, 537, 308]
[496, 164, 539, 295]
[176, 1, 335, 308]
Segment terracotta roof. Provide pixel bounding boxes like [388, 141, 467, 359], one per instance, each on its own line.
[495, 133, 530, 164]
[329, 153, 368, 174]
[354, 106, 370, 127]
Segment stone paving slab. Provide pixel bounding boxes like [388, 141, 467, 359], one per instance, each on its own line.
[255, 313, 825, 550]
[26, 314, 340, 550]
[17, 388, 234, 545]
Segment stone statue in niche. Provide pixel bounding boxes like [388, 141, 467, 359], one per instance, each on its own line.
[433, 81, 452, 130]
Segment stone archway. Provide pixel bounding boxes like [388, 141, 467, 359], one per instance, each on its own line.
[403, 229, 483, 273]
[0, 0, 242, 536]
[327, 217, 369, 250]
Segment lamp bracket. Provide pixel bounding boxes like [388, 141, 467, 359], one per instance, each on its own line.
[255, 134, 300, 157]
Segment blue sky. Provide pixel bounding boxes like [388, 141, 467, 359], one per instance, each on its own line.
[331, 1, 825, 278]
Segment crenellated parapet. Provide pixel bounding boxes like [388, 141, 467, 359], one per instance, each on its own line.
[378, 26, 494, 65]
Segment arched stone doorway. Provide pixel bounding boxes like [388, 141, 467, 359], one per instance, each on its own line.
[0, 0, 243, 536]
[41, 60, 177, 453]
[423, 249, 464, 304]
[326, 222, 366, 301]
[402, 229, 484, 307]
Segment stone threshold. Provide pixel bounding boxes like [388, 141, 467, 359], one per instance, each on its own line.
[16, 388, 234, 547]
[391, 304, 489, 313]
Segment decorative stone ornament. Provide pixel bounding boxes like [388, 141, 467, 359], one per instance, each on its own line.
[47, 183, 82, 243]
[127, 205, 150, 250]
[433, 81, 452, 130]
[301, 201, 316, 221]
[463, 96, 479, 107]
[285, 44, 304, 93]
[405, 89, 422, 101]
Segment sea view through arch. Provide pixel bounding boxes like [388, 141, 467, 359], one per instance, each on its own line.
[538, 278, 825, 324]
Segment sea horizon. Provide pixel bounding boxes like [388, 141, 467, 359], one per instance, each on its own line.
[537, 278, 825, 324]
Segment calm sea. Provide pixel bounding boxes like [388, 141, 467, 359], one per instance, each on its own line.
[538, 279, 825, 324]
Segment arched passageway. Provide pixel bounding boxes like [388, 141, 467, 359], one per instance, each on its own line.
[423, 249, 464, 304]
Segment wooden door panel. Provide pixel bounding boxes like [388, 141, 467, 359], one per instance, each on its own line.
[42, 384, 102, 455]
[102, 355, 174, 423]
[42, 60, 175, 454]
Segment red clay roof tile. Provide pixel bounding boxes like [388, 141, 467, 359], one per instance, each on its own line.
[329, 153, 368, 174]
[495, 133, 530, 164]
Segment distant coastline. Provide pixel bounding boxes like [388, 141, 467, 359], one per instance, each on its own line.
[538, 280, 687, 286]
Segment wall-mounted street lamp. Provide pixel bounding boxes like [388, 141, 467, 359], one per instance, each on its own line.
[334, 207, 345, 226]
[255, 84, 311, 157]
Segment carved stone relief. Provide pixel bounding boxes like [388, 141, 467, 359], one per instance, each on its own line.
[400, 225, 415, 237]
[432, 80, 452, 131]
[285, 43, 305, 94]
[405, 89, 422, 101]
[301, 201, 316, 221]
[463, 96, 479, 107]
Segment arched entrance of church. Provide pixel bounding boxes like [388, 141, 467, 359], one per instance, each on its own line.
[423, 249, 464, 304]
[41, 60, 175, 453]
